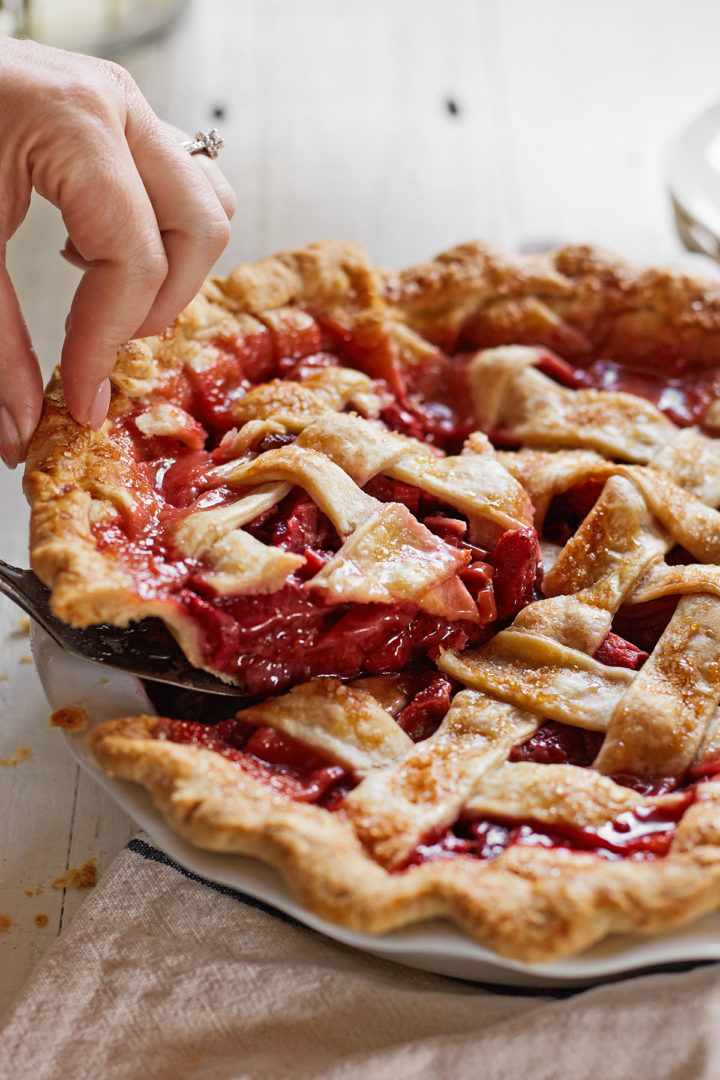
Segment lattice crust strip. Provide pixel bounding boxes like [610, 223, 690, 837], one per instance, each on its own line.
[469, 346, 678, 461]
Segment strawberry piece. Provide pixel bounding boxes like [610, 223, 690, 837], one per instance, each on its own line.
[488, 527, 541, 622]
[593, 631, 649, 670]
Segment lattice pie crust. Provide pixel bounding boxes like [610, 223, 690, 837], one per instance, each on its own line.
[25, 241, 720, 961]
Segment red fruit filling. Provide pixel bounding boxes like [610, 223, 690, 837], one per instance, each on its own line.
[610, 597, 680, 656]
[93, 488, 490, 696]
[509, 720, 604, 768]
[152, 607, 699, 867]
[154, 714, 354, 809]
[543, 480, 606, 545]
[411, 710, 695, 869]
[175, 586, 476, 696]
[535, 351, 720, 430]
[152, 671, 457, 804]
[487, 526, 543, 622]
[406, 796, 695, 867]
[508, 715, 677, 797]
[156, 698, 697, 867]
[593, 632, 649, 670]
[179, 504, 543, 694]
[395, 673, 456, 742]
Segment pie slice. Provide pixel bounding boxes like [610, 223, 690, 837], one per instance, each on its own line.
[28, 241, 720, 962]
[24, 242, 538, 695]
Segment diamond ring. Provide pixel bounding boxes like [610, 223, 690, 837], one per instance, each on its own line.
[180, 129, 225, 159]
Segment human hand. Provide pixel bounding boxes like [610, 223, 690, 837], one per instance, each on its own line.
[0, 35, 236, 468]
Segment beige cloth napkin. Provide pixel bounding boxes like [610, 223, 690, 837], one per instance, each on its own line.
[1, 834, 719, 1080]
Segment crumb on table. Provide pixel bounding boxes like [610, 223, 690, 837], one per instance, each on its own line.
[34, 914, 48, 928]
[19, 655, 34, 664]
[50, 707, 88, 733]
[0, 913, 12, 932]
[52, 860, 97, 890]
[0, 747, 33, 767]
[9, 616, 30, 638]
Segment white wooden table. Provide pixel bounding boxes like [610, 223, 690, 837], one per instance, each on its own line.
[2, 0, 719, 1020]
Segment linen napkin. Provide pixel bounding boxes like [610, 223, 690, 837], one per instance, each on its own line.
[1, 832, 719, 1080]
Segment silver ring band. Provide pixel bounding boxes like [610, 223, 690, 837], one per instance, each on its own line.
[180, 129, 224, 159]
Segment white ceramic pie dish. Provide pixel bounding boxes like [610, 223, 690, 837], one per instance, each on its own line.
[31, 622, 720, 990]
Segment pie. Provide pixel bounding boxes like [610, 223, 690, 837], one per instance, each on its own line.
[24, 241, 720, 963]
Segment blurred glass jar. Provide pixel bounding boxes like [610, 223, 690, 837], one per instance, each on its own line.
[0, 0, 187, 55]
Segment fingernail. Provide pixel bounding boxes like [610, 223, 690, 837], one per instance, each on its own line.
[60, 247, 91, 272]
[0, 406, 21, 469]
[86, 379, 111, 430]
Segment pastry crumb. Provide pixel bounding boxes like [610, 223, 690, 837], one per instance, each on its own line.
[52, 859, 97, 890]
[24, 890, 33, 898]
[20, 655, 34, 664]
[0, 747, 33, 767]
[9, 616, 30, 638]
[0, 673, 8, 682]
[0, 913, 12, 932]
[34, 913, 48, 928]
[50, 706, 88, 733]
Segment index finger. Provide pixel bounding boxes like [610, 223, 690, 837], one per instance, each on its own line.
[25, 88, 167, 425]
[42, 119, 169, 426]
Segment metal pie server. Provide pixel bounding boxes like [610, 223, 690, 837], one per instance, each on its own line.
[0, 559, 247, 697]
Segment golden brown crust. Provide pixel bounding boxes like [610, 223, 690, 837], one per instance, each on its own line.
[218, 239, 384, 316]
[23, 369, 210, 669]
[384, 241, 720, 363]
[24, 371, 141, 625]
[89, 710, 720, 964]
[49, 706, 88, 733]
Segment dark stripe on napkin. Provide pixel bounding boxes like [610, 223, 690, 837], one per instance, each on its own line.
[126, 836, 301, 927]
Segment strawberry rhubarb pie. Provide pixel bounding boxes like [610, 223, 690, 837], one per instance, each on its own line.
[23, 241, 720, 962]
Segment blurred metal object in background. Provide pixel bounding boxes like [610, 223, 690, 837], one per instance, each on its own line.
[669, 103, 720, 262]
[0, 0, 187, 57]
[672, 197, 720, 261]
